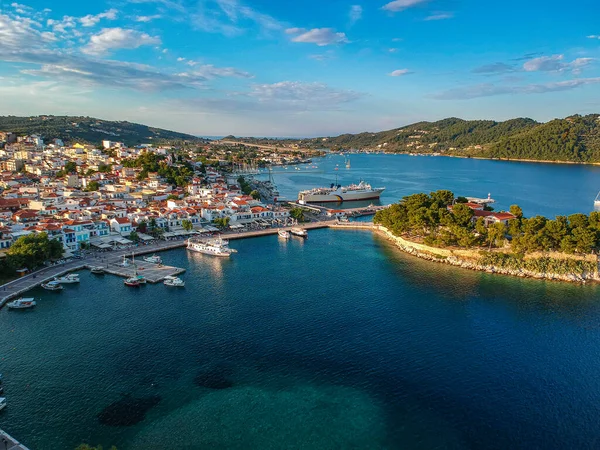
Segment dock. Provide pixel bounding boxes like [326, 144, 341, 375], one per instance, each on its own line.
[0, 429, 30, 450]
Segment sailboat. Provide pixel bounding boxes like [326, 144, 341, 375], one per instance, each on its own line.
[124, 253, 146, 286]
[595, 191, 600, 208]
[345, 157, 351, 169]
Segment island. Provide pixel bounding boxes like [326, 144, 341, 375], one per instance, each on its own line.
[373, 191, 600, 282]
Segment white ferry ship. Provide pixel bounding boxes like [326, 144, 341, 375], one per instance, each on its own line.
[298, 180, 385, 203]
[187, 237, 237, 257]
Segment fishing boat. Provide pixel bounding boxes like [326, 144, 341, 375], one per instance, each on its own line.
[135, 275, 147, 284]
[143, 254, 162, 264]
[163, 276, 185, 287]
[54, 273, 80, 284]
[41, 281, 63, 291]
[0, 397, 6, 412]
[124, 277, 141, 287]
[187, 237, 237, 257]
[278, 229, 291, 239]
[90, 266, 104, 274]
[290, 227, 308, 238]
[7, 298, 37, 310]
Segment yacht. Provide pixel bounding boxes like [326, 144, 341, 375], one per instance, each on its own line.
[187, 237, 237, 257]
[143, 254, 162, 264]
[278, 229, 291, 239]
[54, 273, 80, 284]
[595, 191, 600, 209]
[41, 281, 63, 291]
[290, 227, 308, 238]
[90, 266, 104, 274]
[298, 180, 385, 203]
[0, 397, 6, 412]
[7, 298, 37, 310]
[163, 276, 185, 287]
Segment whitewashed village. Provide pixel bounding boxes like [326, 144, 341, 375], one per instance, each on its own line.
[0, 131, 293, 258]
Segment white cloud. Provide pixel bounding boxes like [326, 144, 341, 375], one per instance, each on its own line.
[135, 15, 162, 23]
[286, 28, 349, 46]
[249, 81, 361, 106]
[382, 0, 428, 12]
[349, 5, 363, 25]
[82, 28, 161, 56]
[434, 77, 600, 100]
[389, 69, 413, 76]
[523, 54, 594, 74]
[388, 48, 398, 53]
[472, 62, 516, 74]
[185, 64, 252, 79]
[424, 12, 453, 21]
[0, 13, 51, 51]
[587, 35, 600, 39]
[80, 9, 118, 27]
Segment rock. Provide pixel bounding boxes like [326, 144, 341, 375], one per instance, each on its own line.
[98, 394, 161, 426]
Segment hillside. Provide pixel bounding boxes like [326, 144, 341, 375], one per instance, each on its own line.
[0, 115, 202, 146]
[303, 114, 600, 163]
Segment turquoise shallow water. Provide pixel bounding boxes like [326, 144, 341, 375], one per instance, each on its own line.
[3, 156, 600, 448]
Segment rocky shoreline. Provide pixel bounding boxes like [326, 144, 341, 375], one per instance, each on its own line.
[373, 226, 600, 284]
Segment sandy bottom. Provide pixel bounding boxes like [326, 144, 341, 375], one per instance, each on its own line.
[130, 383, 386, 449]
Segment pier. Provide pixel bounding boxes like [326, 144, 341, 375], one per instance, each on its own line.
[0, 430, 30, 450]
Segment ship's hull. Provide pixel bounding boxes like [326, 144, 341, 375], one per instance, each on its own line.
[187, 246, 232, 257]
[299, 189, 384, 203]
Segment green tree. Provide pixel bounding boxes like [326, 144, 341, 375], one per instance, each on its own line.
[84, 181, 100, 192]
[181, 219, 194, 232]
[509, 205, 523, 219]
[290, 208, 305, 222]
[213, 217, 230, 229]
[488, 222, 507, 248]
[167, 194, 180, 201]
[129, 231, 140, 242]
[137, 220, 148, 233]
[7, 233, 63, 270]
[451, 204, 474, 228]
[250, 190, 261, 200]
[64, 161, 77, 174]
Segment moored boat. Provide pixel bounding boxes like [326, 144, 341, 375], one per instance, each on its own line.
[278, 229, 291, 239]
[187, 237, 237, 257]
[54, 273, 80, 284]
[7, 298, 37, 310]
[163, 276, 185, 287]
[143, 254, 162, 264]
[290, 227, 308, 238]
[0, 397, 6, 412]
[41, 281, 63, 291]
[124, 277, 141, 287]
[90, 266, 104, 274]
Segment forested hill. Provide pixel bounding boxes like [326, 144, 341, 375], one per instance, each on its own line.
[309, 114, 600, 163]
[0, 115, 202, 146]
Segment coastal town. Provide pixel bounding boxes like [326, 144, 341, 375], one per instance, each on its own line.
[0, 131, 327, 262]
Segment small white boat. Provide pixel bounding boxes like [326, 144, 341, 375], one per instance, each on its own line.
[143, 254, 162, 264]
[595, 191, 600, 208]
[119, 255, 131, 267]
[290, 227, 308, 238]
[163, 276, 185, 287]
[7, 298, 37, 310]
[90, 266, 104, 274]
[124, 277, 141, 287]
[41, 281, 63, 291]
[54, 273, 80, 284]
[278, 229, 291, 239]
[0, 397, 6, 412]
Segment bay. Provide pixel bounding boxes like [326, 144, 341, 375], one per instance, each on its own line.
[2, 155, 600, 449]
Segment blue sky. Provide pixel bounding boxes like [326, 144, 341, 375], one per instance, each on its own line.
[0, 0, 599, 136]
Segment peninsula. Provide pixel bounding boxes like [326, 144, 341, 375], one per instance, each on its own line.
[373, 191, 600, 283]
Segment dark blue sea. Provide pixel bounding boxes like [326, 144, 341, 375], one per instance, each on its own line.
[2, 155, 600, 449]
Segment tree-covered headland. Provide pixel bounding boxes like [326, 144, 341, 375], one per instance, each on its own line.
[374, 191, 600, 276]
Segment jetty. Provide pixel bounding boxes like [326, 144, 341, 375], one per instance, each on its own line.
[0, 429, 30, 450]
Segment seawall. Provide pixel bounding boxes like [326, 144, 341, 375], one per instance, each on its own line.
[370, 225, 600, 283]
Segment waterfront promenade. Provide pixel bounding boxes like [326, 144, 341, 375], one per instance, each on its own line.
[0, 220, 337, 307]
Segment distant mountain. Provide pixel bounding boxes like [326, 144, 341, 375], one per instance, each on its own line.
[0, 115, 202, 146]
[303, 114, 600, 163]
